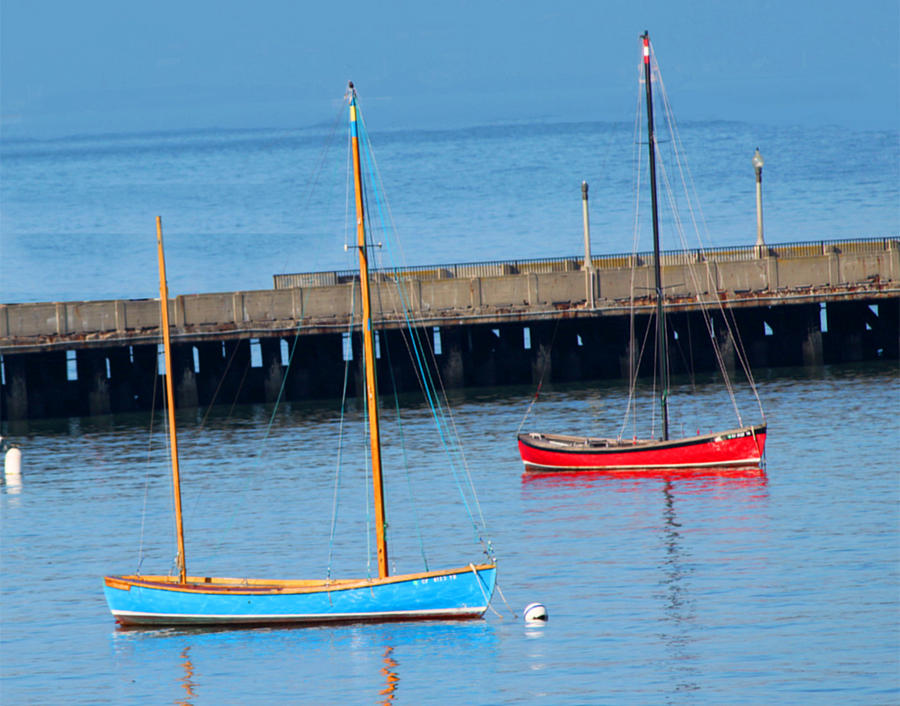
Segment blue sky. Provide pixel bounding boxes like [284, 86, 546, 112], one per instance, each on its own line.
[1, 0, 898, 138]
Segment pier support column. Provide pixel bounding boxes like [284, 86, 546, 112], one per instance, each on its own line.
[802, 317, 824, 368]
[530, 323, 554, 385]
[218, 340, 252, 406]
[5, 351, 68, 419]
[619, 324, 639, 381]
[877, 298, 899, 359]
[495, 325, 530, 385]
[77, 349, 112, 416]
[107, 347, 138, 413]
[438, 327, 465, 389]
[2, 355, 29, 421]
[715, 323, 736, 378]
[296, 334, 344, 399]
[554, 322, 583, 383]
[283, 336, 313, 399]
[196, 341, 227, 407]
[467, 326, 498, 387]
[131, 345, 160, 411]
[171, 345, 199, 410]
[260, 337, 285, 403]
[740, 309, 770, 370]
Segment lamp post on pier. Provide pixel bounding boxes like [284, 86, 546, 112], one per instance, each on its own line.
[753, 147, 766, 257]
[581, 181, 595, 308]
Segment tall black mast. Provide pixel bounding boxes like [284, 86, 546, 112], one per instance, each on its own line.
[642, 31, 669, 440]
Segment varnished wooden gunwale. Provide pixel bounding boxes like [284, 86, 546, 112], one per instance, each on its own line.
[104, 562, 496, 595]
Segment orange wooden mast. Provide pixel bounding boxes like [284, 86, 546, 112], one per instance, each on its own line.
[348, 82, 389, 578]
[156, 216, 187, 584]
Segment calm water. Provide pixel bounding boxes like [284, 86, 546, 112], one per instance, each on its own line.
[1, 104, 899, 702]
[1, 116, 897, 303]
[1, 362, 898, 703]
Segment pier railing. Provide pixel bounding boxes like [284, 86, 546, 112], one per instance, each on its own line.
[274, 237, 897, 288]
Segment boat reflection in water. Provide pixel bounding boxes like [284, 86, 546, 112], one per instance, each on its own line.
[522, 465, 768, 485]
[522, 463, 768, 700]
[379, 646, 399, 704]
[178, 646, 196, 706]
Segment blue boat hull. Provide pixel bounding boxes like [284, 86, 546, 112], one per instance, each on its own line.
[104, 564, 496, 626]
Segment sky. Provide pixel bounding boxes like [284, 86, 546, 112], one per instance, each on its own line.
[1, 0, 898, 139]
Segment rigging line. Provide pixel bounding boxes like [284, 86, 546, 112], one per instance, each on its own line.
[516, 315, 562, 434]
[356, 108, 412, 271]
[158, 344, 181, 577]
[722, 302, 764, 420]
[379, 318, 431, 572]
[276, 101, 345, 276]
[493, 580, 520, 620]
[655, 146, 743, 423]
[469, 564, 502, 619]
[226, 347, 252, 420]
[344, 104, 353, 252]
[653, 55, 764, 418]
[355, 112, 492, 549]
[369, 292, 495, 555]
[621, 67, 645, 441]
[358, 189, 431, 570]
[327, 279, 357, 580]
[198, 339, 242, 429]
[516, 381, 543, 435]
[395, 315, 491, 547]
[258, 297, 307, 453]
[351, 126, 490, 547]
[647, 43, 754, 426]
[137, 351, 162, 573]
[647, 62, 746, 426]
[353, 106, 379, 580]
[618, 311, 655, 440]
[363, 372, 373, 581]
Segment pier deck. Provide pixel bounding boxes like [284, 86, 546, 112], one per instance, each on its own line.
[1, 238, 897, 420]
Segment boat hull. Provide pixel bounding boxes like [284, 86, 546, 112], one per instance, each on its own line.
[518, 424, 766, 472]
[104, 564, 496, 626]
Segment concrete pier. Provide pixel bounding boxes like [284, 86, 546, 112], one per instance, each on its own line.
[1, 238, 897, 421]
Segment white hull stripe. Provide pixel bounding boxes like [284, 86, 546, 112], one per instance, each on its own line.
[112, 606, 486, 621]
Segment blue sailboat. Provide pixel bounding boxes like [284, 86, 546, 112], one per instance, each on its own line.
[103, 83, 497, 626]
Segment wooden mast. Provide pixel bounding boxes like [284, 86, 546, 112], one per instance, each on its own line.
[156, 216, 187, 584]
[348, 82, 389, 578]
[642, 32, 670, 441]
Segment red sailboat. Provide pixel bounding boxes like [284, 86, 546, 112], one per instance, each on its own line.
[518, 33, 767, 473]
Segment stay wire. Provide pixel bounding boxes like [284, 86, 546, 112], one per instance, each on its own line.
[327, 279, 357, 580]
[136, 351, 162, 574]
[356, 105, 494, 559]
[516, 315, 562, 435]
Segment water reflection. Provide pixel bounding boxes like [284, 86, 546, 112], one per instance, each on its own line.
[522, 466, 767, 487]
[379, 646, 399, 703]
[178, 646, 196, 706]
[521, 465, 769, 700]
[658, 480, 699, 695]
[109, 620, 495, 702]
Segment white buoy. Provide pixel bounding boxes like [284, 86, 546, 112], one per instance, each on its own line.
[5, 447, 22, 477]
[523, 602, 548, 623]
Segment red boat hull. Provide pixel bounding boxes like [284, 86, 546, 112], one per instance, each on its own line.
[518, 424, 766, 472]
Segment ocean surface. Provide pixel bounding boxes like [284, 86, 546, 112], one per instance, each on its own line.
[1, 113, 897, 303]
[1, 106, 899, 703]
[1, 363, 898, 704]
